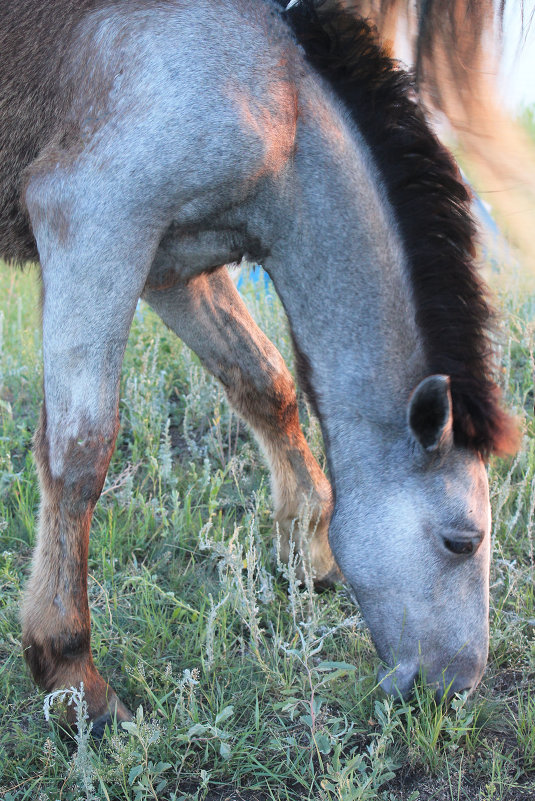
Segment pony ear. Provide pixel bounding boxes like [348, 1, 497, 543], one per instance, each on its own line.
[408, 375, 453, 453]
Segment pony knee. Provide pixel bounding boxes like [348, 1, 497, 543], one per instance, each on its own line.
[34, 403, 118, 512]
[58, 436, 114, 510]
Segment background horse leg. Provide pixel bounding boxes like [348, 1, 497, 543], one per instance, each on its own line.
[143, 266, 337, 583]
[22, 174, 156, 732]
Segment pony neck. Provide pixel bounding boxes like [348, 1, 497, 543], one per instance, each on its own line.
[265, 90, 426, 452]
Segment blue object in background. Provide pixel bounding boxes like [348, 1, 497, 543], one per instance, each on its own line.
[462, 170, 515, 272]
[236, 263, 273, 297]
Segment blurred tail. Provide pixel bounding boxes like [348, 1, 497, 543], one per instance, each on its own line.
[323, 0, 535, 273]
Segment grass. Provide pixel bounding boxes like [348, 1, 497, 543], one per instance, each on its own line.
[0, 262, 534, 801]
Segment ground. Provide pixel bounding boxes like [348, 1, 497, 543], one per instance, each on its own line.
[0, 263, 533, 800]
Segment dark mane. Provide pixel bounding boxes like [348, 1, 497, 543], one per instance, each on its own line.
[278, 0, 519, 458]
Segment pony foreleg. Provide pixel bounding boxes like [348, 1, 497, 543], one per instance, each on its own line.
[143, 267, 337, 584]
[24, 403, 131, 733]
[22, 176, 155, 731]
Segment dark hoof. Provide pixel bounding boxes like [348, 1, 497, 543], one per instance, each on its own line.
[91, 712, 114, 740]
[314, 565, 343, 593]
[91, 700, 133, 740]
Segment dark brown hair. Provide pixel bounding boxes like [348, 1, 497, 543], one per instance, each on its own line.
[0, 1, 104, 264]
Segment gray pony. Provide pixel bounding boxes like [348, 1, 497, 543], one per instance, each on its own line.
[0, 0, 518, 733]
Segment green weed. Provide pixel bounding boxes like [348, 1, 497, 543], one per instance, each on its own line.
[0, 264, 534, 800]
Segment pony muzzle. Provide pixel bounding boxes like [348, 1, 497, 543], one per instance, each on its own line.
[377, 657, 486, 702]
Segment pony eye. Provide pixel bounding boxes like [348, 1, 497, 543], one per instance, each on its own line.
[443, 537, 477, 556]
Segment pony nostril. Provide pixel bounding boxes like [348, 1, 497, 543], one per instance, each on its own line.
[377, 663, 419, 699]
[433, 653, 487, 701]
[436, 674, 477, 702]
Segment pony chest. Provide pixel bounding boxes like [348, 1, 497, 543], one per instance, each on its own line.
[145, 222, 262, 288]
